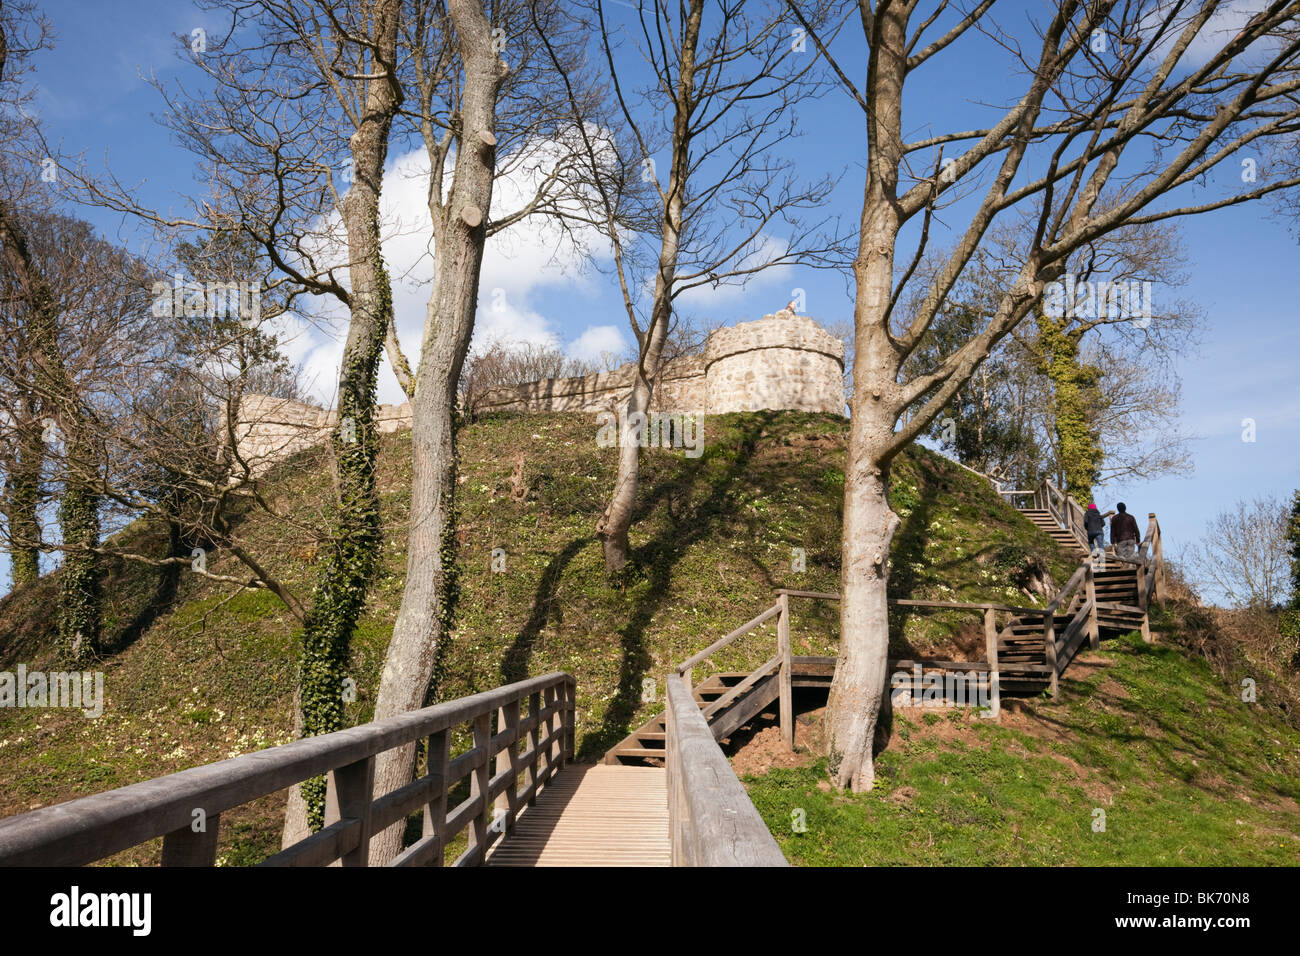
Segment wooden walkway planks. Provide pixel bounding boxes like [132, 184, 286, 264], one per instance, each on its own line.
[485, 764, 669, 867]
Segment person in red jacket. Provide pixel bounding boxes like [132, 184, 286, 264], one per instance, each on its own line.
[1084, 503, 1106, 557]
[1110, 502, 1141, 561]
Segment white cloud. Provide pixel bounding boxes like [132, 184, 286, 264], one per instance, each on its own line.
[1135, 0, 1279, 71]
[568, 324, 629, 365]
[291, 140, 610, 407]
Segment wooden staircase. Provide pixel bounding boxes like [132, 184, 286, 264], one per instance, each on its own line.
[606, 476, 1164, 767]
[606, 670, 779, 765]
[989, 563, 1146, 695]
[1021, 507, 1088, 557]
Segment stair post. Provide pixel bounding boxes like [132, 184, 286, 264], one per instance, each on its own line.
[1085, 561, 1099, 650]
[983, 607, 1000, 720]
[1044, 613, 1058, 698]
[1148, 513, 1163, 602]
[777, 593, 793, 748]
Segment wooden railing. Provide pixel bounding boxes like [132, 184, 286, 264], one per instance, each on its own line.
[664, 675, 787, 866]
[1036, 563, 1097, 696]
[778, 590, 1068, 717]
[675, 598, 788, 740]
[0, 672, 575, 867]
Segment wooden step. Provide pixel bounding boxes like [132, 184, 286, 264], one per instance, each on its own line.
[609, 746, 665, 760]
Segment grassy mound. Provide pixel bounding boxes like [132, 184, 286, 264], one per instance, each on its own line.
[0, 410, 1078, 863]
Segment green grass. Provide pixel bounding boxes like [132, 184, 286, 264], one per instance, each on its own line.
[743, 630, 1300, 865]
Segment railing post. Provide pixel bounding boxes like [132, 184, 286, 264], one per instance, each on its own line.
[526, 691, 542, 806]
[1149, 513, 1163, 602]
[666, 678, 682, 866]
[983, 607, 1000, 720]
[1085, 561, 1099, 650]
[542, 684, 558, 776]
[562, 678, 575, 766]
[325, 755, 375, 867]
[161, 811, 220, 867]
[495, 698, 522, 834]
[1136, 557, 1148, 609]
[1044, 612, 1058, 699]
[467, 712, 491, 863]
[777, 594, 793, 748]
[423, 729, 449, 867]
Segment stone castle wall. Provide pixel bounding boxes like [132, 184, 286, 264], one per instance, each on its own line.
[233, 309, 844, 471]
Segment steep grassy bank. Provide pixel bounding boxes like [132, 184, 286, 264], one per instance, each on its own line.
[742, 624, 1300, 865]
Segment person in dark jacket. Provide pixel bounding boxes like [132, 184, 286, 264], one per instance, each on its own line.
[1110, 502, 1141, 560]
[1084, 502, 1105, 556]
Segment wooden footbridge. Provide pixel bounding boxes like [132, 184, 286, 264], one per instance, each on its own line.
[0, 473, 1161, 868]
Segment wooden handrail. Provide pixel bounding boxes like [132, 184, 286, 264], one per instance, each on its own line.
[893, 598, 1057, 616]
[775, 588, 841, 600]
[1044, 564, 1088, 616]
[665, 675, 787, 866]
[780, 590, 1061, 618]
[0, 672, 575, 867]
[675, 603, 781, 677]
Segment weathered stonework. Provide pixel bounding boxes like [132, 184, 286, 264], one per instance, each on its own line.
[702, 311, 844, 415]
[233, 309, 844, 470]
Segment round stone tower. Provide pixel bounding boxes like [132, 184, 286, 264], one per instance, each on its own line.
[703, 309, 845, 415]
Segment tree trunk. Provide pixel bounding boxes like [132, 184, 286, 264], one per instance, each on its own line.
[821, 4, 908, 792]
[367, 0, 505, 865]
[281, 0, 401, 844]
[824, 402, 899, 791]
[596, 326, 666, 573]
[5, 401, 43, 588]
[57, 436, 101, 667]
[1035, 311, 1104, 501]
[595, 0, 700, 574]
[0, 190, 100, 666]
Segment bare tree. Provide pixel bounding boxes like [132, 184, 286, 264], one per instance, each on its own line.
[1182, 495, 1291, 608]
[792, 0, 1300, 790]
[459, 339, 599, 419]
[544, 0, 847, 573]
[0, 3, 114, 663]
[50, 0, 405, 833]
[367, 0, 589, 864]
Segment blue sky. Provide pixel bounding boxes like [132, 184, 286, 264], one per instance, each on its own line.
[4, 0, 1298, 603]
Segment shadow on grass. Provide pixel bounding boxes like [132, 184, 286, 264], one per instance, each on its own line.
[576, 413, 775, 760]
[499, 536, 591, 686]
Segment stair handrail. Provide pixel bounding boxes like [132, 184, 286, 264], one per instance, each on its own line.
[665, 675, 788, 866]
[1094, 512, 1163, 610]
[674, 601, 782, 689]
[1141, 513, 1163, 605]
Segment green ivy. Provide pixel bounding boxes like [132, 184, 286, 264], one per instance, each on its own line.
[58, 453, 102, 666]
[6, 421, 42, 587]
[1035, 310, 1105, 502]
[298, 232, 392, 830]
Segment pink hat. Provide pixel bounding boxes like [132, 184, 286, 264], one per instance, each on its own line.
[1087, 503, 1097, 510]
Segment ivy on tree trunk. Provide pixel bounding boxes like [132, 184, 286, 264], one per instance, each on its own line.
[297, 237, 392, 830]
[5, 409, 42, 588]
[1035, 310, 1105, 502]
